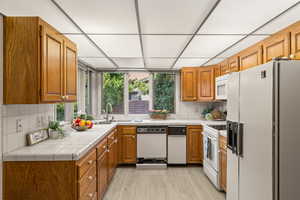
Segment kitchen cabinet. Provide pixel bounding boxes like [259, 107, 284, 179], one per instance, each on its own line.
[239, 44, 263, 71]
[214, 65, 221, 78]
[118, 126, 137, 164]
[197, 67, 215, 102]
[219, 135, 227, 192]
[228, 56, 239, 72]
[181, 68, 198, 101]
[3, 16, 77, 104]
[187, 125, 203, 164]
[220, 60, 229, 75]
[263, 31, 290, 63]
[290, 22, 300, 59]
[4, 129, 118, 200]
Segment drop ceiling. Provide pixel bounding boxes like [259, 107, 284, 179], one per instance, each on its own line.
[1, 0, 300, 70]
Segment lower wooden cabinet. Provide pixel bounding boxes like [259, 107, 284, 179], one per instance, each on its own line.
[219, 135, 227, 192]
[97, 149, 108, 200]
[118, 126, 137, 164]
[187, 125, 203, 164]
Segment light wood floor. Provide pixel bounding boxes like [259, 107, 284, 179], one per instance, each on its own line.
[104, 166, 226, 200]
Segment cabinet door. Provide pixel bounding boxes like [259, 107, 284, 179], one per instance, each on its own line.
[291, 24, 300, 59]
[219, 149, 227, 191]
[228, 56, 239, 72]
[97, 151, 108, 200]
[220, 60, 229, 75]
[64, 40, 77, 102]
[120, 135, 136, 164]
[187, 126, 203, 164]
[239, 45, 263, 70]
[214, 65, 221, 78]
[40, 25, 64, 102]
[108, 144, 114, 183]
[181, 68, 197, 101]
[197, 67, 215, 101]
[263, 31, 290, 63]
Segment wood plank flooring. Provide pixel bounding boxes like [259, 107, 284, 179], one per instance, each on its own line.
[104, 166, 226, 200]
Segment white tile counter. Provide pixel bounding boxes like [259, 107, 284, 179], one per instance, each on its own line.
[3, 119, 226, 161]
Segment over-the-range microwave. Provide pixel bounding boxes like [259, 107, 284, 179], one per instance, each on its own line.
[215, 74, 229, 100]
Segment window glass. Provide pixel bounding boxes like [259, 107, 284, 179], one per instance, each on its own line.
[128, 72, 150, 114]
[102, 72, 125, 114]
[85, 71, 91, 114]
[153, 73, 176, 113]
[56, 103, 65, 121]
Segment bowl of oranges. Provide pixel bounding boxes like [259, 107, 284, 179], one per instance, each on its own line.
[72, 115, 94, 132]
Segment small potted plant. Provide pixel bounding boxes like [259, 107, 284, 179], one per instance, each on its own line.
[149, 110, 169, 120]
[48, 121, 64, 139]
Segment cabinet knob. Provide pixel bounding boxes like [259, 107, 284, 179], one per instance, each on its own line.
[290, 54, 295, 59]
[88, 160, 93, 164]
[114, 139, 118, 143]
[88, 193, 93, 198]
[107, 149, 110, 152]
[103, 145, 106, 149]
[65, 95, 69, 100]
[88, 176, 93, 180]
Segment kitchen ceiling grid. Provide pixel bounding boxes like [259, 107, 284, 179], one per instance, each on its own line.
[0, 0, 300, 70]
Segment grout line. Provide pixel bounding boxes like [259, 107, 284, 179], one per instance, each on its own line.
[61, 33, 272, 36]
[201, 1, 300, 66]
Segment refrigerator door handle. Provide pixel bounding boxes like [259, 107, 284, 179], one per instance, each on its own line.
[237, 123, 244, 157]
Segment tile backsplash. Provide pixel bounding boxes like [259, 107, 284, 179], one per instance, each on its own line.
[2, 104, 55, 153]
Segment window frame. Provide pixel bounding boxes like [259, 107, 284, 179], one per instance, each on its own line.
[100, 71, 177, 116]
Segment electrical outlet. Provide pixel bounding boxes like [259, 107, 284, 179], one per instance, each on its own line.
[16, 119, 23, 133]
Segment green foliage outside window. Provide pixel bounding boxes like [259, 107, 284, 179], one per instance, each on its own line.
[56, 103, 65, 121]
[128, 78, 149, 95]
[102, 72, 124, 114]
[153, 73, 175, 113]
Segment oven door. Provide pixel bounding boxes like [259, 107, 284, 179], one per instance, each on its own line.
[204, 133, 219, 171]
[215, 74, 229, 100]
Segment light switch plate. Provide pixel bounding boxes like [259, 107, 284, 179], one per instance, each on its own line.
[16, 119, 23, 133]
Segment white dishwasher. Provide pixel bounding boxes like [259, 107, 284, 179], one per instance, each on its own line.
[167, 126, 187, 164]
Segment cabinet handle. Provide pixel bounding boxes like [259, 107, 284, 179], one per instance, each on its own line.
[88, 176, 93, 180]
[88, 160, 93, 165]
[65, 95, 69, 100]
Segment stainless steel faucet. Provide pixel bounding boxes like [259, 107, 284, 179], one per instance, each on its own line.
[103, 103, 113, 123]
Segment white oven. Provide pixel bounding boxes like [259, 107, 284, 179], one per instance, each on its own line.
[215, 74, 229, 100]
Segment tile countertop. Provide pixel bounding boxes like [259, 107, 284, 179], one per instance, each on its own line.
[3, 119, 226, 162]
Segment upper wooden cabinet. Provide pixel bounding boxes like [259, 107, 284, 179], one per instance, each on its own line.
[181, 68, 198, 101]
[290, 22, 300, 59]
[262, 31, 290, 63]
[219, 60, 229, 75]
[197, 67, 215, 102]
[228, 56, 239, 72]
[4, 17, 77, 104]
[239, 44, 263, 71]
[214, 65, 221, 78]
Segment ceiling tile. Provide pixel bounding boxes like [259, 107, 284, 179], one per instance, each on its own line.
[255, 3, 300, 34]
[198, 0, 300, 34]
[80, 58, 115, 69]
[67, 35, 104, 57]
[183, 35, 243, 57]
[143, 35, 190, 57]
[114, 58, 144, 68]
[55, 0, 138, 33]
[218, 35, 268, 58]
[0, 0, 80, 33]
[204, 58, 226, 66]
[174, 58, 210, 69]
[90, 35, 142, 57]
[139, 0, 217, 34]
[146, 58, 176, 68]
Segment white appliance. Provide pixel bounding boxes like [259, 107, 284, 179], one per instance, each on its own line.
[215, 74, 229, 100]
[167, 126, 186, 164]
[137, 126, 167, 168]
[203, 124, 226, 189]
[227, 60, 300, 200]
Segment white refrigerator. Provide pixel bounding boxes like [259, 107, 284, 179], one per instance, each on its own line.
[226, 60, 300, 200]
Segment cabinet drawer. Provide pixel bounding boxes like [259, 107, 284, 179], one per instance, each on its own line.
[107, 130, 116, 145]
[77, 149, 97, 179]
[119, 126, 136, 135]
[79, 179, 97, 200]
[78, 163, 96, 197]
[96, 138, 107, 158]
[219, 135, 227, 150]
